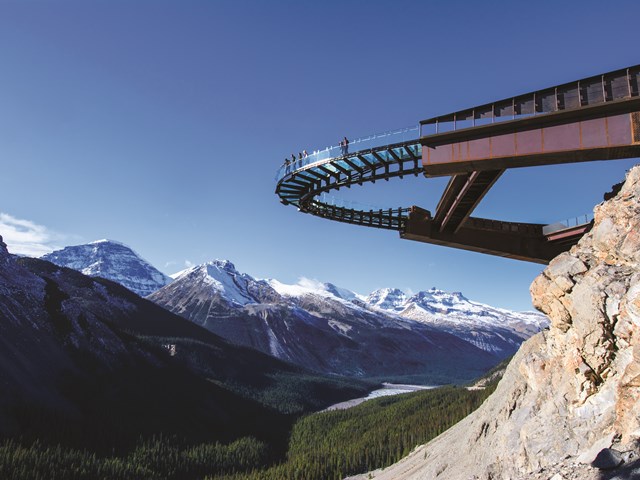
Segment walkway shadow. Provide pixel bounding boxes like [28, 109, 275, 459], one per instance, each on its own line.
[597, 457, 640, 479]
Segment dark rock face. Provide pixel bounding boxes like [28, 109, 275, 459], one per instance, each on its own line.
[42, 240, 171, 297]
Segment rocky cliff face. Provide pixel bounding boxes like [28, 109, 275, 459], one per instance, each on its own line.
[350, 165, 640, 480]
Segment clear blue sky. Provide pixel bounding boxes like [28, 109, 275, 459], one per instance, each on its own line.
[1, 0, 638, 311]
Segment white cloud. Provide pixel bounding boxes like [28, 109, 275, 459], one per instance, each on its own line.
[184, 260, 194, 268]
[0, 212, 65, 257]
[296, 277, 327, 291]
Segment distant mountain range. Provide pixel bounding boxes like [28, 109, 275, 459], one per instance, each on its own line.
[42, 239, 171, 296]
[365, 287, 545, 356]
[149, 260, 548, 383]
[0, 235, 370, 448]
[40, 240, 548, 384]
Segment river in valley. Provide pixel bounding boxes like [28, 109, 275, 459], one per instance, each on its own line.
[324, 383, 439, 412]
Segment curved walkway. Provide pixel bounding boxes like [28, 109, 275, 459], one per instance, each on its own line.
[275, 127, 421, 230]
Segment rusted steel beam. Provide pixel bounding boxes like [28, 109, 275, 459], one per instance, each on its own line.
[401, 211, 581, 264]
[434, 170, 504, 233]
[545, 224, 591, 242]
[422, 99, 640, 177]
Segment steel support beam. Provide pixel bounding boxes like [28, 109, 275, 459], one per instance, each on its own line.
[434, 169, 504, 233]
[401, 208, 587, 264]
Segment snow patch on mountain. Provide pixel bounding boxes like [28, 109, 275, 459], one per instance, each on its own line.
[267, 277, 362, 302]
[364, 287, 548, 356]
[406, 288, 545, 332]
[172, 261, 256, 306]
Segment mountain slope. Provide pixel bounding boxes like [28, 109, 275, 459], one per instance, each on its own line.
[149, 262, 500, 384]
[0, 236, 371, 451]
[41, 239, 171, 297]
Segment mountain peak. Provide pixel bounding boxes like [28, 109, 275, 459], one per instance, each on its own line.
[411, 288, 469, 305]
[205, 259, 237, 272]
[158, 260, 281, 307]
[42, 240, 171, 297]
[366, 288, 407, 311]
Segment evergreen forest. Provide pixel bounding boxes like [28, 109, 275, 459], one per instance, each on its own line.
[0, 383, 496, 480]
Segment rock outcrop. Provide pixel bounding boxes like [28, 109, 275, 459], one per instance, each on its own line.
[350, 165, 640, 480]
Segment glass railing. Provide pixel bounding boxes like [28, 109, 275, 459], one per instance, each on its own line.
[542, 213, 594, 235]
[275, 125, 420, 182]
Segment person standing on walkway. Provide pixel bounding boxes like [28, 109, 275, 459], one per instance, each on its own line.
[343, 136, 349, 155]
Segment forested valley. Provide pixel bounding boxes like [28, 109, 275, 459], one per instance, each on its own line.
[0, 383, 496, 480]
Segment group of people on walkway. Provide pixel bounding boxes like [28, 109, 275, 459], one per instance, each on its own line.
[284, 150, 308, 167]
[281, 136, 350, 174]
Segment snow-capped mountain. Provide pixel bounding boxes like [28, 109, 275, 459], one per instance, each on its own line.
[365, 288, 407, 310]
[41, 239, 171, 297]
[38, 238, 547, 382]
[150, 261, 514, 384]
[365, 287, 548, 356]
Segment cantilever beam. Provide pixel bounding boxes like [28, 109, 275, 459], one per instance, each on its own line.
[401, 207, 588, 263]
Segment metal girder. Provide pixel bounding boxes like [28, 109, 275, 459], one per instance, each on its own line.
[403, 145, 417, 161]
[278, 182, 306, 192]
[277, 189, 303, 198]
[332, 162, 351, 176]
[304, 169, 327, 181]
[370, 151, 385, 164]
[294, 172, 317, 183]
[343, 157, 364, 173]
[285, 177, 313, 188]
[356, 154, 377, 169]
[387, 148, 401, 162]
[434, 170, 504, 233]
[317, 164, 340, 179]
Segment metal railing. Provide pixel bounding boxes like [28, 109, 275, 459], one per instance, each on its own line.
[316, 193, 387, 213]
[420, 65, 640, 136]
[542, 213, 594, 235]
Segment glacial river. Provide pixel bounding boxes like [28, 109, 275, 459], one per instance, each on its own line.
[323, 383, 438, 412]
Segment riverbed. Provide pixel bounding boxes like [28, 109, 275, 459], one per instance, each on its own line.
[324, 383, 438, 411]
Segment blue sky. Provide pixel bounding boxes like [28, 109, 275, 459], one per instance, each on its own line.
[1, 0, 638, 310]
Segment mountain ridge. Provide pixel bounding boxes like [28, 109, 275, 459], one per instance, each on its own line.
[149, 259, 546, 383]
[41, 239, 171, 297]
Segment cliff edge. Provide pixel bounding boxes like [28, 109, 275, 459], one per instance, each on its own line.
[349, 164, 640, 480]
